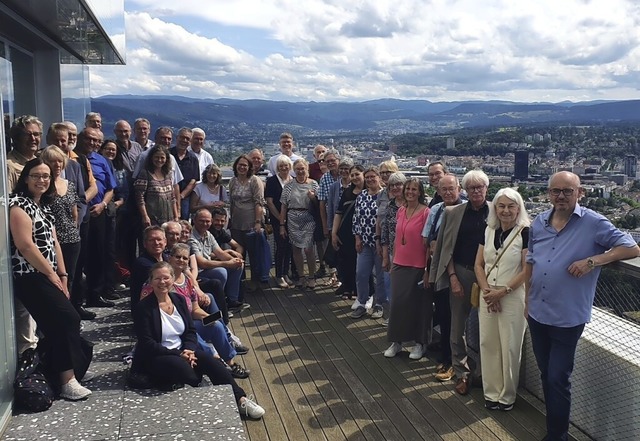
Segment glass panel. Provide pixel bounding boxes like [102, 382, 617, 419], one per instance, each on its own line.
[0, 42, 15, 154]
[61, 62, 90, 128]
[1, 0, 124, 65]
[0, 56, 16, 431]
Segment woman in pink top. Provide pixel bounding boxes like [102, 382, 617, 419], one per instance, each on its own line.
[384, 178, 431, 360]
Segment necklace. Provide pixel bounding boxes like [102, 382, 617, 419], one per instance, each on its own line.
[401, 204, 419, 245]
[296, 178, 306, 184]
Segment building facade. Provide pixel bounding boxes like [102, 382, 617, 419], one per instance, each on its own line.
[0, 0, 124, 431]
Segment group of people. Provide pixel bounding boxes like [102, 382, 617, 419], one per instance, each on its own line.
[7, 113, 639, 439]
[7, 113, 265, 419]
[379, 163, 638, 441]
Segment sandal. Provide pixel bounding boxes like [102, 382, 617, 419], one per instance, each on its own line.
[230, 363, 250, 379]
[341, 292, 353, 300]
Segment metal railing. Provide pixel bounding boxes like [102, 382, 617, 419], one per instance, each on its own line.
[522, 258, 640, 441]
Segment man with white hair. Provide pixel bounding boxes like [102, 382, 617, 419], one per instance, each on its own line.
[85, 112, 102, 129]
[189, 127, 214, 180]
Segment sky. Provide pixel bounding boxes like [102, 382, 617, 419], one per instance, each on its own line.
[89, 0, 640, 103]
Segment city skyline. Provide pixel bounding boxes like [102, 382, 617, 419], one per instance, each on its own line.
[89, 0, 640, 103]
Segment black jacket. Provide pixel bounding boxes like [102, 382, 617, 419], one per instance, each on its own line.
[132, 292, 197, 373]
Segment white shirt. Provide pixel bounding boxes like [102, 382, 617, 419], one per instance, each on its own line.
[133, 149, 184, 185]
[160, 307, 185, 350]
[189, 147, 215, 182]
[268, 152, 301, 177]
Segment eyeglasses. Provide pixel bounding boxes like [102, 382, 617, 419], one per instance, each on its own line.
[28, 174, 51, 181]
[171, 255, 189, 261]
[440, 187, 457, 194]
[23, 131, 42, 138]
[549, 188, 575, 197]
[390, 182, 404, 188]
[466, 185, 486, 193]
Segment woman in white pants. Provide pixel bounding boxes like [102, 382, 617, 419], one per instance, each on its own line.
[473, 187, 530, 411]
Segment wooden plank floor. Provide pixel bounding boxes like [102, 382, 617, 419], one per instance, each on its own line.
[229, 274, 551, 441]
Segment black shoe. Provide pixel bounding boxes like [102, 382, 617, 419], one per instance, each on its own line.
[485, 400, 500, 410]
[499, 402, 514, 411]
[234, 343, 250, 355]
[230, 363, 250, 379]
[314, 266, 327, 278]
[103, 291, 120, 301]
[86, 297, 116, 308]
[75, 306, 96, 320]
[228, 301, 250, 313]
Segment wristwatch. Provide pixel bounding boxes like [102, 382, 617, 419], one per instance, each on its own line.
[505, 286, 513, 294]
[587, 258, 596, 269]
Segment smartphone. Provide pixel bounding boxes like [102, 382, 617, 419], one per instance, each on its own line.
[202, 310, 222, 326]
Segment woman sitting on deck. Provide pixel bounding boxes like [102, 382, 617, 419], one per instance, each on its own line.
[132, 261, 265, 419]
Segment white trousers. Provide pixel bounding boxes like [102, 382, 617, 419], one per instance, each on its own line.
[478, 286, 527, 405]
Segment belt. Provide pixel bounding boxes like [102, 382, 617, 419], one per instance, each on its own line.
[289, 208, 307, 211]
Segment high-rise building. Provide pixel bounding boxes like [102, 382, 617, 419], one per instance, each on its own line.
[624, 155, 637, 178]
[446, 136, 455, 149]
[514, 151, 529, 180]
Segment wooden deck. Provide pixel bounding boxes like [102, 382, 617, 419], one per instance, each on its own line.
[229, 276, 552, 441]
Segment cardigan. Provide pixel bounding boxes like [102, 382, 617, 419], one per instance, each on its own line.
[132, 292, 197, 373]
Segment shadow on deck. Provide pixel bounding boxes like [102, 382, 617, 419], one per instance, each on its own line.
[3, 274, 586, 440]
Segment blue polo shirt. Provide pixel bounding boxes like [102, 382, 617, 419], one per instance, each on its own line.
[87, 152, 117, 207]
[526, 203, 637, 327]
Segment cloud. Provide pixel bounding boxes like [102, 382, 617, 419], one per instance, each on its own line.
[89, 0, 640, 102]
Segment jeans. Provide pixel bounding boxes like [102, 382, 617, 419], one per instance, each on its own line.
[199, 266, 243, 303]
[356, 244, 387, 307]
[180, 197, 190, 221]
[528, 317, 585, 441]
[194, 319, 237, 362]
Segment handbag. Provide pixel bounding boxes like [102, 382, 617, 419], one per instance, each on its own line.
[471, 225, 524, 308]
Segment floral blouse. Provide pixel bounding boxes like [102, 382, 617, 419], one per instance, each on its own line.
[352, 189, 379, 247]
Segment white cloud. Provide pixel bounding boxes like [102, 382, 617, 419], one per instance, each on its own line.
[90, 0, 640, 102]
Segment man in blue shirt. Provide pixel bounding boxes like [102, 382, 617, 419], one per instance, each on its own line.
[526, 171, 639, 441]
[77, 127, 118, 307]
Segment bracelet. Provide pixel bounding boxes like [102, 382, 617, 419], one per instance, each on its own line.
[58, 272, 68, 277]
[102, 201, 107, 209]
[448, 273, 456, 278]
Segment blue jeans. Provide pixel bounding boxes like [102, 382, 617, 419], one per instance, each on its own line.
[356, 244, 387, 307]
[180, 197, 190, 221]
[194, 319, 237, 362]
[528, 317, 585, 441]
[199, 266, 243, 303]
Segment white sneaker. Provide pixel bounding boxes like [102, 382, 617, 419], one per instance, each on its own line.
[409, 344, 425, 360]
[60, 378, 92, 401]
[384, 342, 402, 358]
[351, 299, 363, 310]
[365, 297, 374, 310]
[240, 396, 265, 419]
[371, 305, 384, 319]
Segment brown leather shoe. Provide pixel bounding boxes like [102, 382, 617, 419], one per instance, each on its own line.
[455, 377, 470, 395]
